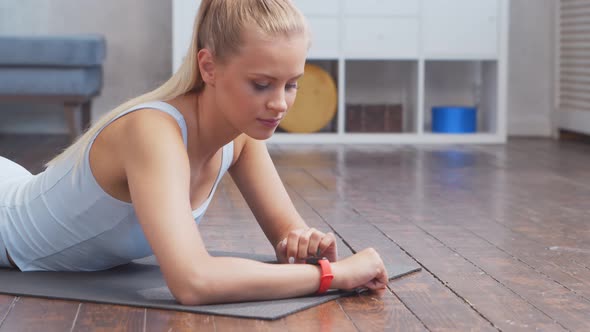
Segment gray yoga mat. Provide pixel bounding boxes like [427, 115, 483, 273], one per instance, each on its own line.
[0, 251, 420, 320]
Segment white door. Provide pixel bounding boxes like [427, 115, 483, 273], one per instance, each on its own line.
[422, 0, 499, 58]
[558, 0, 590, 136]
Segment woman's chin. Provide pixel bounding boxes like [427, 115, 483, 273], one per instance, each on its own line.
[245, 129, 276, 141]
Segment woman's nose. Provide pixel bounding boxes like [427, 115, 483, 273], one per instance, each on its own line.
[267, 91, 288, 113]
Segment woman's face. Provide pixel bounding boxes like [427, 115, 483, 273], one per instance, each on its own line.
[213, 27, 308, 140]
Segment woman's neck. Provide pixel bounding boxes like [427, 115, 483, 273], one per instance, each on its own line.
[189, 89, 240, 161]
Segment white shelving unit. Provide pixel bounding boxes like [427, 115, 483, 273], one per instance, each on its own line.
[173, 0, 509, 144]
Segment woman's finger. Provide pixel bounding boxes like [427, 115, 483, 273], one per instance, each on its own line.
[307, 229, 324, 257]
[297, 228, 315, 261]
[286, 229, 303, 263]
[317, 232, 336, 256]
[275, 238, 288, 262]
[367, 266, 389, 290]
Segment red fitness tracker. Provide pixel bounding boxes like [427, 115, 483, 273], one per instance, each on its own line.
[307, 257, 334, 294]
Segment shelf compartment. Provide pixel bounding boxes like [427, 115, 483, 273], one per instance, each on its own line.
[345, 60, 418, 134]
[423, 60, 498, 134]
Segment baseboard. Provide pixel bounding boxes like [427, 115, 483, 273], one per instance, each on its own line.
[559, 109, 590, 136]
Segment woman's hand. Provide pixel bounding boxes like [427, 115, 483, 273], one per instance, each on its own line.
[331, 248, 388, 293]
[275, 228, 338, 264]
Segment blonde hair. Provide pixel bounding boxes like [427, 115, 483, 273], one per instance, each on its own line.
[46, 0, 308, 168]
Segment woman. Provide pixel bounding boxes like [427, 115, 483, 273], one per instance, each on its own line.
[0, 0, 388, 305]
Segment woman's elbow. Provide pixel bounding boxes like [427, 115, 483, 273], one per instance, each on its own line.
[171, 275, 215, 306]
[174, 291, 203, 306]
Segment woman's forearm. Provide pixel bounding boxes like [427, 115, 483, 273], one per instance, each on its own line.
[182, 256, 329, 305]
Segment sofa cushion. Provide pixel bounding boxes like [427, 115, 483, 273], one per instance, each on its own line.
[0, 67, 102, 96]
[0, 35, 106, 67]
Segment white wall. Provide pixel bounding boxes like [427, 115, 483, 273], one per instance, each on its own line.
[0, 0, 555, 137]
[507, 0, 555, 136]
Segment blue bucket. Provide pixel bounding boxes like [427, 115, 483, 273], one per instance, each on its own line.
[432, 106, 477, 133]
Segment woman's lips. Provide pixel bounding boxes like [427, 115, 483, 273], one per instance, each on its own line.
[258, 118, 281, 128]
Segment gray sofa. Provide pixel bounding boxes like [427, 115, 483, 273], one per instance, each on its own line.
[0, 35, 106, 140]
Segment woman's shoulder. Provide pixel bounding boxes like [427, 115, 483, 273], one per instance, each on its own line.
[119, 109, 186, 150]
[95, 100, 188, 152]
[99, 108, 188, 171]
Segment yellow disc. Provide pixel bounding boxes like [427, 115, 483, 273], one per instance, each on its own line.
[279, 64, 337, 133]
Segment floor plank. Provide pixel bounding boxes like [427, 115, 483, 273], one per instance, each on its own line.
[374, 223, 568, 331]
[421, 224, 590, 331]
[395, 271, 497, 331]
[212, 316, 288, 332]
[0, 297, 79, 332]
[0, 296, 16, 327]
[144, 310, 215, 332]
[337, 291, 428, 332]
[468, 143, 590, 271]
[70, 303, 145, 332]
[284, 300, 358, 332]
[465, 219, 590, 301]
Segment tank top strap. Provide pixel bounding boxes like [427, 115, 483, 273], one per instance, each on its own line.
[89, 101, 188, 149]
[221, 141, 234, 172]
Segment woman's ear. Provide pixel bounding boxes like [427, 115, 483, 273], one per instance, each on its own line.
[197, 48, 216, 87]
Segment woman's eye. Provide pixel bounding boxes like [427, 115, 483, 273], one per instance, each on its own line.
[252, 81, 298, 92]
[253, 82, 270, 91]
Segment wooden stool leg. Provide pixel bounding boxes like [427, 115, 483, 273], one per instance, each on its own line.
[64, 103, 78, 142]
[81, 100, 92, 132]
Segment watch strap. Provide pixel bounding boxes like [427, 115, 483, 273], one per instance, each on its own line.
[316, 258, 334, 294]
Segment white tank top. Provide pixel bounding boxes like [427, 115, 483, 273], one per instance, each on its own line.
[0, 101, 233, 271]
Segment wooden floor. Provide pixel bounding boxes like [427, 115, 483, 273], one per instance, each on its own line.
[1, 134, 589, 331]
